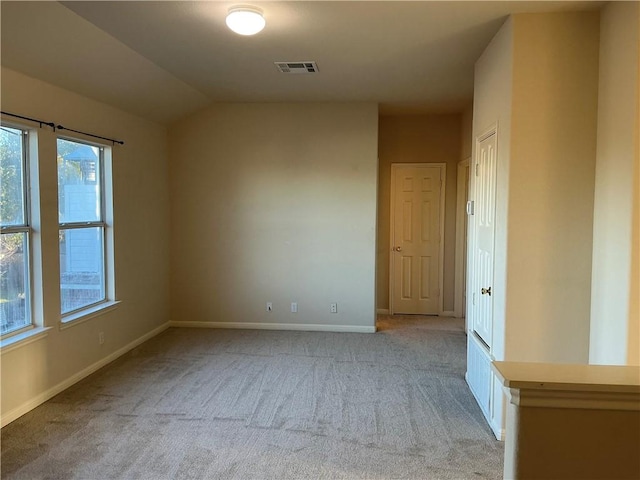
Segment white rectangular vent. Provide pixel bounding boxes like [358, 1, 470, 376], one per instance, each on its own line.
[275, 62, 318, 74]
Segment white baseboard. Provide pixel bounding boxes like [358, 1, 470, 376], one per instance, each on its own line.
[169, 321, 376, 334]
[491, 422, 506, 442]
[378, 309, 456, 317]
[1, 321, 170, 428]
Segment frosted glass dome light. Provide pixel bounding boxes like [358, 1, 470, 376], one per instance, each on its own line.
[226, 6, 266, 36]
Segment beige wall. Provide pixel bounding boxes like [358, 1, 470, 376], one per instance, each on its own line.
[505, 12, 600, 363]
[590, 1, 640, 366]
[168, 103, 378, 330]
[504, 403, 640, 479]
[471, 17, 514, 359]
[456, 103, 473, 319]
[460, 104, 473, 161]
[632, 3, 640, 365]
[377, 115, 461, 312]
[1, 68, 171, 422]
[471, 13, 600, 363]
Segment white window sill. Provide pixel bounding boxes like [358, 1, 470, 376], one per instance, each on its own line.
[60, 300, 121, 330]
[1, 326, 52, 355]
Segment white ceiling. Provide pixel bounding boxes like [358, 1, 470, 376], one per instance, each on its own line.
[1, 1, 602, 125]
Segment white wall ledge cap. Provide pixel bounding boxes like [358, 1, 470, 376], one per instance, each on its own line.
[60, 300, 121, 330]
[1, 327, 52, 355]
[492, 361, 640, 411]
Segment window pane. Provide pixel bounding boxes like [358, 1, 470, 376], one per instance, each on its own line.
[57, 139, 101, 223]
[0, 126, 26, 227]
[60, 226, 105, 314]
[1, 232, 30, 334]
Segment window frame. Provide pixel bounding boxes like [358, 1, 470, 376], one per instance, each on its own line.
[57, 136, 110, 319]
[0, 125, 34, 337]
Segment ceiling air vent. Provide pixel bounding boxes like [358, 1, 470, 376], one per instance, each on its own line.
[275, 62, 318, 74]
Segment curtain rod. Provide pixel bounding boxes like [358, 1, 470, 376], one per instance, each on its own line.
[56, 125, 124, 146]
[1, 111, 55, 130]
[1, 110, 125, 146]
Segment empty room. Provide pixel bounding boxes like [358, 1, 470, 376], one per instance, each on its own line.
[1, 1, 638, 479]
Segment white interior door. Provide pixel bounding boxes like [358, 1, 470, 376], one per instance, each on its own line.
[390, 164, 443, 315]
[470, 132, 497, 347]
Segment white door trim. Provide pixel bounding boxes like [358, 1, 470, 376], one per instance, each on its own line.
[454, 158, 471, 320]
[389, 163, 446, 315]
[477, 123, 498, 144]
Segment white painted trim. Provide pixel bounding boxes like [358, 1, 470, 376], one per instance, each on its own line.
[440, 311, 455, 317]
[389, 163, 446, 316]
[376, 309, 390, 315]
[169, 321, 377, 334]
[59, 300, 121, 330]
[506, 388, 640, 412]
[1, 327, 52, 355]
[454, 158, 470, 320]
[438, 165, 447, 316]
[490, 422, 506, 441]
[0, 321, 170, 428]
[477, 123, 499, 143]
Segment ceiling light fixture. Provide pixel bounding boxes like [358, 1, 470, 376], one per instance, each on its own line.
[226, 6, 265, 36]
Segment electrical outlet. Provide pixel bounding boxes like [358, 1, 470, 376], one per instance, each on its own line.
[291, 302, 297, 313]
[98, 332, 105, 345]
[330, 303, 338, 313]
[266, 302, 273, 312]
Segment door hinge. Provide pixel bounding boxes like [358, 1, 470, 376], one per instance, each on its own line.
[475, 163, 480, 176]
[466, 200, 474, 215]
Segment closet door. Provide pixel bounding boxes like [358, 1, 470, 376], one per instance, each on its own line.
[470, 130, 497, 348]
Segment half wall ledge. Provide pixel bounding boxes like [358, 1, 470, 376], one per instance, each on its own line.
[492, 361, 640, 480]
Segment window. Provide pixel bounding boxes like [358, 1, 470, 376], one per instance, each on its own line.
[57, 138, 107, 316]
[0, 126, 32, 335]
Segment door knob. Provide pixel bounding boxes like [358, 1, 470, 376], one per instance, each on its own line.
[394, 246, 402, 252]
[481, 287, 492, 296]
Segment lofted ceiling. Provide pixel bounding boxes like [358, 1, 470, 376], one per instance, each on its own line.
[1, 1, 602, 125]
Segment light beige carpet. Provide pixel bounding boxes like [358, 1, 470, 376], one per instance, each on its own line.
[1, 316, 503, 479]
